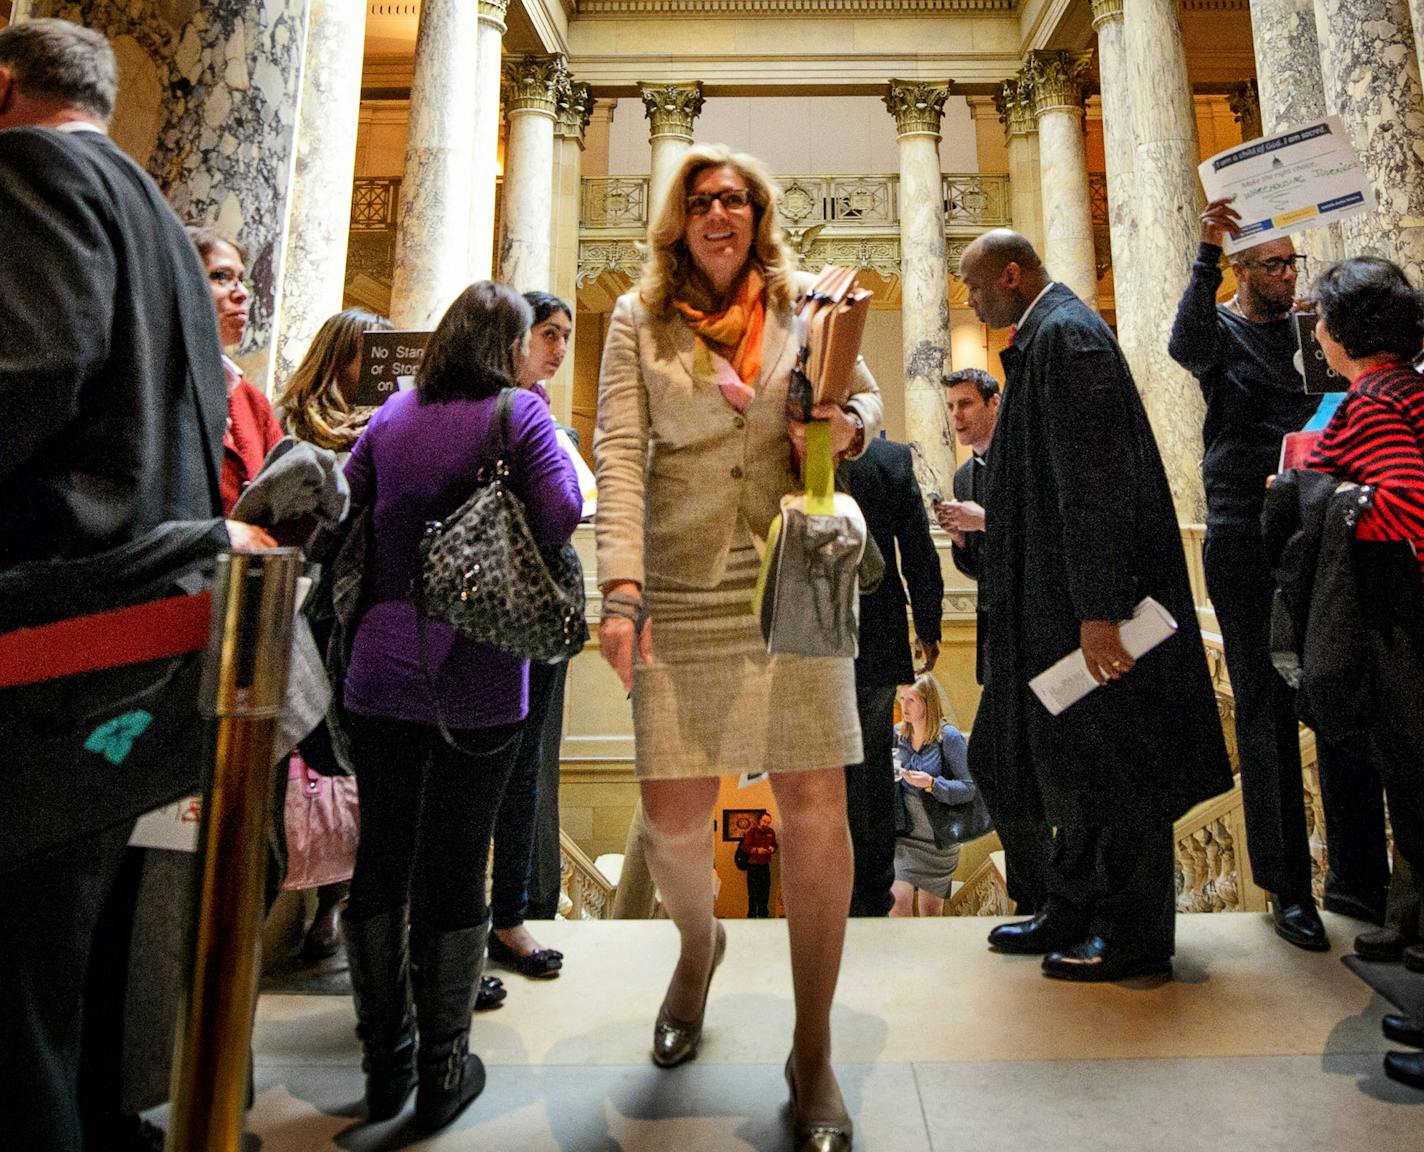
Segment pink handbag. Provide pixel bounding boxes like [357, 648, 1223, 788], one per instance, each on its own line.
[282, 753, 360, 891]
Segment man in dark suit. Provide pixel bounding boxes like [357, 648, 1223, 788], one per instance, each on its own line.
[839, 436, 944, 915]
[0, 21, 227, 1150]
[935, 368, 1053, 916]
[958, 229, 1231, 981]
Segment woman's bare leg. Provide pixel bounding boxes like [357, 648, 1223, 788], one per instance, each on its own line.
[917, 891, 946, 918]
[771, 765, 853, 1124]
[889, 880, 915, 917]
[640, 776, 721, 1020]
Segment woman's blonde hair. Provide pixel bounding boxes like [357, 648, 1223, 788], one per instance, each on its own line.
[276, 308, 393, 451]
[636, 143, 799, 318]
[896, 674, 949, 743]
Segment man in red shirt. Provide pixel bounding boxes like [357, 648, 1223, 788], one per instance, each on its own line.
[741, 812, 778, 918]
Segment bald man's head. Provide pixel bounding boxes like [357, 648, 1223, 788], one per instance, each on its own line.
[959, 230, 1050, 330]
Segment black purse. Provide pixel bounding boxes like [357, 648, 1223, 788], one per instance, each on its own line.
[416, 389, 588, 664]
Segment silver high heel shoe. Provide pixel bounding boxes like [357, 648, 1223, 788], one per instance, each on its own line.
[651, 920, 726, 1068]
[784, 1055, 853, 1152]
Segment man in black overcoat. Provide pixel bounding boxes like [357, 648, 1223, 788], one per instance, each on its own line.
[839, 436, 944, 914]
[936, 367, 1053, 914]
[958, 230, 1232, 981]
[0, 21, 227, 1150]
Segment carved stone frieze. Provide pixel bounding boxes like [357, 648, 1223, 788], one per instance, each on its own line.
[800, 237, 903, 282]
[994, 71, 1035, 139]
[1025, 50, 1092, 117]
[884, 79, 953, 137]
[576, 0, 1014, 12]
[502, 54, 566, 118]
[556, 77, 594, 143]
[639, 81, 705, 139]
[577, 239, 647, 285]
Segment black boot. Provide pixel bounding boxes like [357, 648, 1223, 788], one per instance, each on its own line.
[411, 918, 490, 1131]
[342, 906, 417, 1121]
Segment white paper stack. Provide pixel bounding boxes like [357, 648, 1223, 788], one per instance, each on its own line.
[1028, 597, 1178, 717]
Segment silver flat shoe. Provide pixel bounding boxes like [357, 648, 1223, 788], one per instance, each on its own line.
[784, 1055, 853, 1152]
[651, 920, 726, 1068]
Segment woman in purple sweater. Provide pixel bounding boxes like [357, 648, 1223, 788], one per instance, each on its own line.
[340, 281, 581, 1131]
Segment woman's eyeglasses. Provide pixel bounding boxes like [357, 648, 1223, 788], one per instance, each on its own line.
[685, 188, 753, 216]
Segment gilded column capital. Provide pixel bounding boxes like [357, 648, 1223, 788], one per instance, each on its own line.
[1025, 51, 1092, 118]
[502, 54, 566, 119]
[1090, 0, 1123, 29]
[994, 71, 1036, 139]
[1228, 79, 1262, 141]
[555, 78, 594, 145]
[884, 79, 953, 138]
[478, 0, 510, 33]
[639, 82, 705, 141]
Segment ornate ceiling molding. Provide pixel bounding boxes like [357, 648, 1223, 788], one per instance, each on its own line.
[575, 0, 1013, 13]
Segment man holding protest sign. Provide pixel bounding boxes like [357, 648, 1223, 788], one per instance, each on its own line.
[1168, 198, 1390, 950]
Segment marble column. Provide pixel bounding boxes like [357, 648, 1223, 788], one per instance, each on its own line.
[389, 0, 478, 329]
[995, 70, 1044, 252]
[1091, 0, 1143, 369]
[273, 0, 367, 388]
[1247, 0, 1343, 266]
[1026, 52, 1098, 309]
[884, 79, 956, 496]
[26, 0, 310, 392]
[1314, 0, 1424, 283]
[640, 82, 705, 213]
[547, 79, 593, 424]
[498, 55, 563, 293]
[1123, 0, 1207, 520]
[468, 0, 508, 280]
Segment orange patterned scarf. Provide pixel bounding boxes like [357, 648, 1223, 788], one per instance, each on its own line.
[673, 267, 767, 395]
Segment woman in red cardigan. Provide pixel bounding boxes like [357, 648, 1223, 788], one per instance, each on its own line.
[186, 225, 280, 544]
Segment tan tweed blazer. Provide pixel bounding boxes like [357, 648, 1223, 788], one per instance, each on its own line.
[594, 275, 882, 592]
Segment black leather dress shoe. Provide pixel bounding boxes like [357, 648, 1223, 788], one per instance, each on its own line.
[1383, 1014, 1424, 1048]
[1355, 926, 1409, 962]
[1384, 1050, 1424, 1090]
[1405, 944, 1424, 974]
[1272, 902, 1330, 952]
[987, 913, 1080, 956]
[1041, 936, 1172, 983]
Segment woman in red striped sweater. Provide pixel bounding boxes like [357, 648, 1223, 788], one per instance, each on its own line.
[1306, 255, 1424, 1092]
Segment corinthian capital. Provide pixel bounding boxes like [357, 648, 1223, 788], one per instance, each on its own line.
[639, 82, 705, 140]
[1025, 51, 1092, 118]
[503, 55, 566, 119]
[1090, 0, 1123, 29]
[478, 0, 510, 32]
[884, 79, 953, 138]
[994, 71, 1036, 139]
[556, 78, 595, 145]
[1228, 80, 1262, 141]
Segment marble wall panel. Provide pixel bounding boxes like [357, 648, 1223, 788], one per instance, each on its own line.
[32, 0, 308, 391]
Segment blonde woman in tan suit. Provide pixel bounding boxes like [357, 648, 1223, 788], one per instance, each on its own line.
[594, 144, 882, 1152]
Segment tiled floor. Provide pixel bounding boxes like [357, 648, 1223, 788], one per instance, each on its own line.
[241, 914, 1424, 1151]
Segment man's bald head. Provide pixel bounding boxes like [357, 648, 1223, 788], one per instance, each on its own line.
[959, 229, 1051, 330]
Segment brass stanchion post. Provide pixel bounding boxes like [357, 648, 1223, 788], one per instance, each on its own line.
[168, 549, 300, 1152]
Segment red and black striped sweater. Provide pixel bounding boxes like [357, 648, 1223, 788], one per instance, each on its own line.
[1306, 358, 1424, 579]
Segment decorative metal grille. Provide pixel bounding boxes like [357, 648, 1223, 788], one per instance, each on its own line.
[351, 177, 400, 233]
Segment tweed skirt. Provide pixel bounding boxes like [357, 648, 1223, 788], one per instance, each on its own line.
[631, 529, 863, 780]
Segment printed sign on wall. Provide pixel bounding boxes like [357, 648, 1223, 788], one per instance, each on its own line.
[357, 330, 431, 406]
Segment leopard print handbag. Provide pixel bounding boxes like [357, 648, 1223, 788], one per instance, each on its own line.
[416, 389, 587, 664]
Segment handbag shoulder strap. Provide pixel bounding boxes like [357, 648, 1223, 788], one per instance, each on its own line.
[482, 387, 518, 472]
